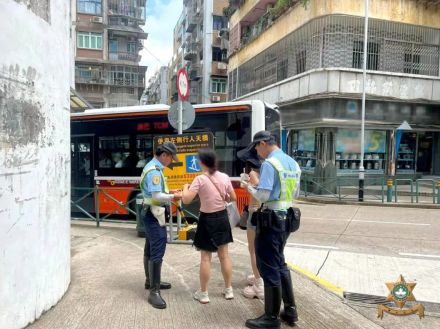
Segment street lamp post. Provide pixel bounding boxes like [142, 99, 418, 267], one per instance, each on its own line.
[359, 0, 369, 202]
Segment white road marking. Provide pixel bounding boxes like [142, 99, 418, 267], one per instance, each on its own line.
[399, 253, 440, 259]
[236, 236, 339, 250]
[352, 220, 430, 226]
[286, 243, 339, 250]
[304, 217, 430, 226]
[303, 217, 350, 221]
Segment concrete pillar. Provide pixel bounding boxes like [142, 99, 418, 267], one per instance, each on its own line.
[0, 1, 71, 329]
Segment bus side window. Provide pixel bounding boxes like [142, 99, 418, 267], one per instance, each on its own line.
[99, 151, 112, 168]
[122, 153, 139, 168]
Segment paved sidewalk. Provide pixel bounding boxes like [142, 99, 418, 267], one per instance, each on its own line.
[27, 222, 440, 329]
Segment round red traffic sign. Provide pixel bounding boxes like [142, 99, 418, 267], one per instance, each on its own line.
[177, 68, 189, 100]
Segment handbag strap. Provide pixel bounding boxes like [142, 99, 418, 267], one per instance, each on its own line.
[204, 174, 227, 203]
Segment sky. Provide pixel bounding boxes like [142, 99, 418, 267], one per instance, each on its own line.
[140, 0, 182, 82]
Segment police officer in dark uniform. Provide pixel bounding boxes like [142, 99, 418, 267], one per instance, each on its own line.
[240, 131, 301, 328]
[140, 141, 182, 309]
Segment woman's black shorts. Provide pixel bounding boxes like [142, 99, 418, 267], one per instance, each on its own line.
[193, 209, 233, 252]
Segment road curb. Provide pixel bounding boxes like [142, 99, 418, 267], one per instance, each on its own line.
[287, 261, 344, 297]
[298, 197, 440, 209]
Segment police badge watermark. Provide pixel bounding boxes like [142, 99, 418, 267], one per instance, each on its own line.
[377, 274, 424, 319]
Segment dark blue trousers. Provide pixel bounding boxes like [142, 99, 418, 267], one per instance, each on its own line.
[143, 209, 167, 262]
[255, 212, 291, 287]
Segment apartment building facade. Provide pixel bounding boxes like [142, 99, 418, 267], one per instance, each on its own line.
[74, 0, 148, 108]
[227, 0, 440, 179]
[168, 0, 229, 104]
[143, 66, 169, 104]
[168, 12, 186, 104]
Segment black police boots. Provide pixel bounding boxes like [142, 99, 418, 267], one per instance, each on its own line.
[245, 286, 281, 329]
[147, 260, 167, 309]
[280, 273, 298, 326]
[144, 256, 171, 290]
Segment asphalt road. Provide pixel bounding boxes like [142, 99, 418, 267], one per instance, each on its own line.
[264, 203, 440, 304]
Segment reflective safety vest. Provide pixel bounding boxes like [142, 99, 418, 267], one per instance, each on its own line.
[265, 157, 300, 210]
[140, 165, 169, 206]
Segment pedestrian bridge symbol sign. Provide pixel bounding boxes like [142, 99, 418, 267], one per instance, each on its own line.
[186, 155, 201, 173]
[154, 132, 214, 190]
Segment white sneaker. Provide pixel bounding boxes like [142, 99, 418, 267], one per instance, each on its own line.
[193, 290, 210, 304]
[222, 287, 234, 300]
[246, 274, 255, 285]
[243, 278, 264, 299]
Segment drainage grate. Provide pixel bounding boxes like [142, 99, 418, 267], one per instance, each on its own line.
[344, 292, 440, 314]
[343, 292, 389, 305]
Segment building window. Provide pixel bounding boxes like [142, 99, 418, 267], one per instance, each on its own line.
[277, 59, 288, 81]
[127, 42, 137, 54]
[211, 78, 227, 93]
[110, 66, 139, 86]
[77, 32, 102, 50]
[212, 47, 222, 62]
[404, 51, 420, 74]
[109, 39, 118, 52]
[352, 41, 380, 70]
[296, 50, 306, 74]
[78, 0, 102, 15]
[213, 15, 226, 31]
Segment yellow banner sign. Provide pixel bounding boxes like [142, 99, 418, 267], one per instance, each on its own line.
[154, 133, 214, 190]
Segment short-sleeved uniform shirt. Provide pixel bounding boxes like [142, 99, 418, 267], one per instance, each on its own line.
[141, 158, 166, 202]
[257, 149, 301, 201]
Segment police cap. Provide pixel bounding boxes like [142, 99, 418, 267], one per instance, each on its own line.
[159, 141, 179, 162]
[240, 130, 276, 158]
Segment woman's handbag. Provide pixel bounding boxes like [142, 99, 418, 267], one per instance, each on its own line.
[205, 174, 241, 229]
[225, 201, 241, 229]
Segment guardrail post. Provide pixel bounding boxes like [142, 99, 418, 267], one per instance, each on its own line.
[304, 176, 308, 197]
[386, 178, 393, 202]
[95, 186, 100, 227]
[437, 181, 440, 205]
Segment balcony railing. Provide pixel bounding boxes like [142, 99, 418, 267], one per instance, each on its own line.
[108, 0, 145, 20]
[109, 51, 140, 62]
[108, 16, 143, 28]
[183, 43, 199, 61]
[109, 75, 144, 87]
[75, 69, 107, 84]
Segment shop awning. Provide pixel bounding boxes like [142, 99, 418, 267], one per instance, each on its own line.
[70, 88, 93, 112]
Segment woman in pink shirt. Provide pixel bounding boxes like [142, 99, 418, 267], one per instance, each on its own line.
[182, 148, 237, 304]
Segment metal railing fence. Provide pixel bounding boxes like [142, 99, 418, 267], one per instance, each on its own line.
[71, 186, 140, 227]
[300, 175, 440, 205]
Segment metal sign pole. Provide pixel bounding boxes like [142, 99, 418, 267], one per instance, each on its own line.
[359, 0, 369, 202]
[176, 100, 183, 240]
[178, 100, 183, 135]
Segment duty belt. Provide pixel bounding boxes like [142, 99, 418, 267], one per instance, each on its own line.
[264, 201, 293, 210]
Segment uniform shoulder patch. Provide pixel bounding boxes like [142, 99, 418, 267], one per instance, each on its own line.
[152, 175, 161, 185]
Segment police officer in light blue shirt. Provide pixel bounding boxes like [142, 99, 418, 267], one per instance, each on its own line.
[240, 131, 301, 329]
[140, 141, 182, 309]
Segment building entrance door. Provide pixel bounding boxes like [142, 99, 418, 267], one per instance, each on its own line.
[416, 132, 433, 174]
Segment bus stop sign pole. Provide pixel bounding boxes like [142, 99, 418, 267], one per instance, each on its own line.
[175, 68, 190, 243]
[177, 68, 189, 135]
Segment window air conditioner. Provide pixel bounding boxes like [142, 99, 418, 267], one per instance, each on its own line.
[211, 95, 221, 102]
[217, 62, 227, 70]
[91, 16, 103, 23]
